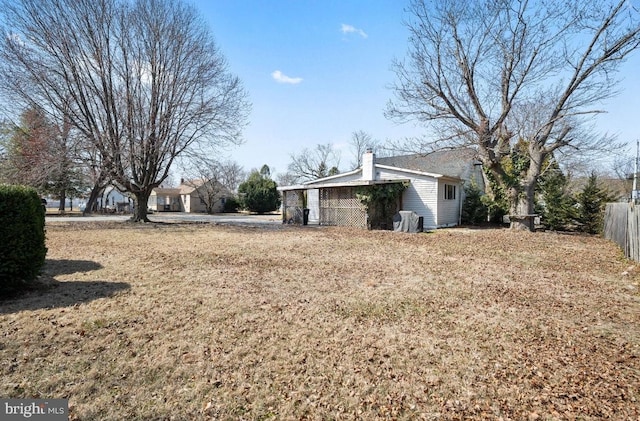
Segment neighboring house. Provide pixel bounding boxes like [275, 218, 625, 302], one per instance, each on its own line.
[148, 187, 182, 212]
[148, 178, 231, 213]
[102, 185, 133, 212]
[278, 148, 483, 230]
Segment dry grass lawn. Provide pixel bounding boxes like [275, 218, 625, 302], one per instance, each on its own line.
[1, 222, 639, 420]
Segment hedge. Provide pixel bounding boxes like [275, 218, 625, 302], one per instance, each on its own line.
[0, 185, 47, 295]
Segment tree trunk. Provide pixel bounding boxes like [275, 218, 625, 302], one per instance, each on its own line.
[509, 147, 545, 231]
[83, 182, 107, 215]
[83, 188, 100, 215]
[131, 190, 152, 222]
[58, 189, 66, 212]
[509, 178, 536, 231]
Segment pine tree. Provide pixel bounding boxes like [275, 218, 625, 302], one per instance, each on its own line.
[536, 164, 575, 231]
[575, 172, 614, 234]
[461, 181, 488, 225]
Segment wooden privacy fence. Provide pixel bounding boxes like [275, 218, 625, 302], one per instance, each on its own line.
[604, 202, 640, 262]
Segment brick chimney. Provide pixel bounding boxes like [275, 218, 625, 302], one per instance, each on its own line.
[362, 148, 375, 181]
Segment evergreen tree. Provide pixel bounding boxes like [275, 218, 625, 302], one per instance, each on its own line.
[575, 172, 614, 234]
[0, 107, 88, 210]
[536, 164, 575, 231]
[238, 169, 281, 214]
[461, 181, 488, 225]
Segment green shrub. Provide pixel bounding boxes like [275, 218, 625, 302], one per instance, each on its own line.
[356, 182, 407, 230]
[461, 181, 487, 225]
[238, 170, 281, 214]
[223, 196, 240, 213]
[0, 185, 47, 295]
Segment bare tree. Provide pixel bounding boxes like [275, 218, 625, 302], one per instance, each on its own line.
[610, 152, 635, 199]
[182, 178, 225, 214]
[349, 130, 380, 169]
[287, 143, 341, 183]
[387, 0, 640, 229]
[217, 160, 246, 194]
[180, 157, 245, 213]
[0, 0, 249, 222]
[1, 107, 113, 215]
[275, 171, 299, 187]
[46, 112, 87, 212]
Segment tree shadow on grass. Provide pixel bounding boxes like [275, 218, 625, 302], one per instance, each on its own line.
[0, 279, 130, 314]
[0, 259, 129, 313]
[44, 259, 103, 277]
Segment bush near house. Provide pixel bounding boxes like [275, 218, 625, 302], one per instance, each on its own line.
[461, 181, 488, 225]
[238, 170, 280, 214]
[0, 184, 47, 295]
[222, 196, 240, 213]
[356, 183, 407, 229]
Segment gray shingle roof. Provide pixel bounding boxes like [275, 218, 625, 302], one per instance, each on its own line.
[375, 148, 479, 178]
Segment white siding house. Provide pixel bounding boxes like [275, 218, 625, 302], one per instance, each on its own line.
[279, 148, 482, 230]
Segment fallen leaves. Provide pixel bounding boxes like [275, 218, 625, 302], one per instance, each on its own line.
[0, 222, 638, 419]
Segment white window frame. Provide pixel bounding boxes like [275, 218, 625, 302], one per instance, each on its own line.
[444, 184, 456, 200]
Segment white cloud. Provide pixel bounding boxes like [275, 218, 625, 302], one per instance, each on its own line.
[271, 70, 303, 85]
[341, 23, 368, 39]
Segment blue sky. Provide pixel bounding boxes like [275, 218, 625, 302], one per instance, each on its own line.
[196, 1, 640, 178]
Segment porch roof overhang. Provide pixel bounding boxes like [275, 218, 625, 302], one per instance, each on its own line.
[278, 178, 410, 192]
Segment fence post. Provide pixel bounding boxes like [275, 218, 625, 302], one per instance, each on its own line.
[631, 202, 640, 262]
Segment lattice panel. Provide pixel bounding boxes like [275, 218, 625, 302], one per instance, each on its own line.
[283, 190, 301, 207]
[319, 187, 367, 228]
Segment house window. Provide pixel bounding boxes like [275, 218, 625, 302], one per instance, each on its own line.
[444, 184, 456, 200]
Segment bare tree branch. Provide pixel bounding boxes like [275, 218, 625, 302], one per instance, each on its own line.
[0, 0, 250, 221]
[387, 0, 640, 229]
[286, 143, 341, 183]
